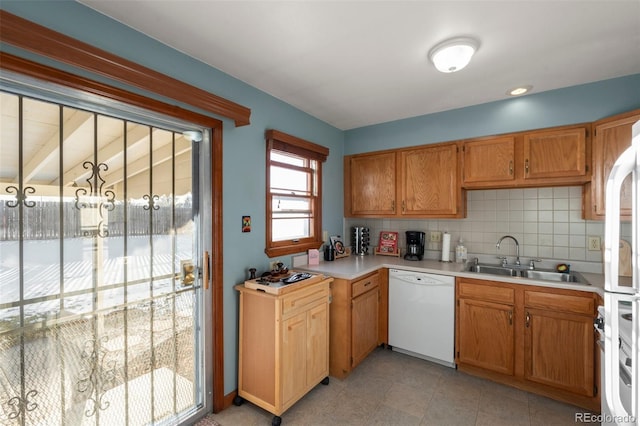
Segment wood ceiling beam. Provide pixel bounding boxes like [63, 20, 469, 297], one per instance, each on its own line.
[20, 110, 93, 184]
[58, 124, 153, 187]
[103, 139, 191, 188]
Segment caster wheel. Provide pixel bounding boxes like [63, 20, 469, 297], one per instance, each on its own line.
[321, 376, 330, 385]
[232, 395, 244, 406]
[272, 415, 282, 426]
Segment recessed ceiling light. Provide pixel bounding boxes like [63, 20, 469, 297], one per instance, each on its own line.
[429, 37, 479, 73]
[507, 85, 533, 96]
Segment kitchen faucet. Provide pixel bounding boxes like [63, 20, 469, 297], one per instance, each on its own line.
[496, 235, 520, 266]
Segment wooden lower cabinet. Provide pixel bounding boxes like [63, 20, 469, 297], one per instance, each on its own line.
[456, 277, 599, 412]
[524, 308, 594, 396]
[235, 278, 332, 422]
[351, 282, 379, 367]
[523, 289, 596, 398]
[457, 298, 515, 375]
[330, 270, 386, 379]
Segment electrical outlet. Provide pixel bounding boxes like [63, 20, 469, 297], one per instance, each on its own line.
[430, 231, 441, 243]
[588, 236, 601, 251]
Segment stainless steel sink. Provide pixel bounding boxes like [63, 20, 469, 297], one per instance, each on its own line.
[466, 264, 519, 277]
[520, 269, 588, 284]
[465, 263, 589, 285]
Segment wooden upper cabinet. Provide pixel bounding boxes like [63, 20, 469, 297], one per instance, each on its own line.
[463, 125, 590, 188]
[586, 110, 640, 220]
[400, 143, 462, 217]
[346, 152, 396, 216]
[345, 143, 463, 218]
[523, 127, 588, 181]
[463, 137, 515, 185]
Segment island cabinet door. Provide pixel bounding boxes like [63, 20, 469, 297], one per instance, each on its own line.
[524, 308, 595, 397]
[457, 298, 515, 375]
[306, 302, 330, 387]
[281, 311, 307, 407]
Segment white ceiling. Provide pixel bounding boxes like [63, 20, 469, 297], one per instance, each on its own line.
[79, 1, 640, 130]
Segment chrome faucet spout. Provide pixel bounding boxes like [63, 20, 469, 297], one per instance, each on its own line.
[496, 235, 520, 265]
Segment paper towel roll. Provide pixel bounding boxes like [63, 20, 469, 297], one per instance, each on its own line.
[441, 232, 451, 262]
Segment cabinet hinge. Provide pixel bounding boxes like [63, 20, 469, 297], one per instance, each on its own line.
[594, 385, 598, 395]
[456, 351, 460, 358]
[585, 164, 589, 172]
[456, 300, 459, 306]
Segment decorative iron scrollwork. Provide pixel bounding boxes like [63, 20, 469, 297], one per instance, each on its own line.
[76, 336, 117, 418]
[5, 185, 36, 208]
[5, 389, 38, 421]
[74, 161, 116, 238]
[143, 194, 160, 211]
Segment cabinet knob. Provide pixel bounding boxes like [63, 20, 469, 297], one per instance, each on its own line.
[525, 159, 530, 174]
[509, 160, 513, 176]
[525, 311, 531, 328]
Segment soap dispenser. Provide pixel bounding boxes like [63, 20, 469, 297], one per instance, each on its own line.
[455, 239, 467, 263]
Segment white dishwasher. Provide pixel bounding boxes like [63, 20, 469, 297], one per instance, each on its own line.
[388, 269, 455, 367]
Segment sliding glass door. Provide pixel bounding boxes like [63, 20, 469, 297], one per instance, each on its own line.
[0, 83, 210, 425]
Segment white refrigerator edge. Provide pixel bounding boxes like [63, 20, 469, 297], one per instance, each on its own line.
[604, 119, 640, 426]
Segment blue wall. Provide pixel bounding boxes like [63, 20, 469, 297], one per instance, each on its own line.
[345, 74, 640, 154]
[1, 0, 345, 395]
[2, 0, 640, 397]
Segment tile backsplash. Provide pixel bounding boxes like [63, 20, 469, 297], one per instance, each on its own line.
[344, 186, 631, 274]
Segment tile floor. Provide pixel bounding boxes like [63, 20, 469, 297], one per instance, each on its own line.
[205, 347, 597, 426]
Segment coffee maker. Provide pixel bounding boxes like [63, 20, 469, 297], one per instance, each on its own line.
[404, 231, 425, 261]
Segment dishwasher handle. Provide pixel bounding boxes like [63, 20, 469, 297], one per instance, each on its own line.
[389, 272, 454, 286]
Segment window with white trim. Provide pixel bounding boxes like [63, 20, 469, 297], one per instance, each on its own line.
[265, 130, 328, 258]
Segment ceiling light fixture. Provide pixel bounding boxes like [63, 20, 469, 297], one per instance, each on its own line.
[429, 37, 479, 73]
[507, 85, 533, 96]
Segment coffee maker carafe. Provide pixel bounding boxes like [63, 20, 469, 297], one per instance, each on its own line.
[404, 231, 425, 261]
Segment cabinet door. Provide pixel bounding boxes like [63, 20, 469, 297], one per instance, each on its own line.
[400, 144, 460, 216]
[463, 137, 515, 185]
[351, 287, 379, 367]
[348, 152, 396, 216]
[282, 311, 307, 406]
[590, 112, 639, 218]
[457, 298, 515, 375]
[306, 302, 329, 387]
[523, 127, 587, 180]
[524, 308, 594, 396]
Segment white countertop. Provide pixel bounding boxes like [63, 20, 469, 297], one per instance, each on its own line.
[297, 254, 605, 295]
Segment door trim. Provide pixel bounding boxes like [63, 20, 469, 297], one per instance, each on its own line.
[0, 10, 250, 127]
[0, 46, 227, 414]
